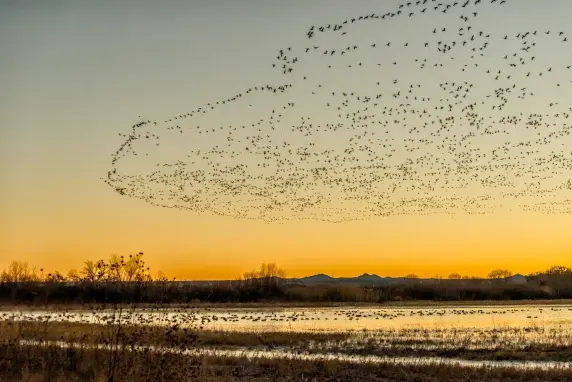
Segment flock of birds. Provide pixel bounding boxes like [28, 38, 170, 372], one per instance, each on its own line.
[105, 0, 572, 223]
[4, 306, 572, 332]
[6, 307, 572, 357]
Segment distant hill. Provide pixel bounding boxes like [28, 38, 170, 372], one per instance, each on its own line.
[285, 273, 526, 286]
[174, 274, 527, 286]
[296, 273, 335, 284]
[289, 273, 420, 286]
[356, 273, 385, 282]
[506, 274, 527, 284]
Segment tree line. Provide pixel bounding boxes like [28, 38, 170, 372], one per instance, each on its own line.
[1, 253, 572, 305]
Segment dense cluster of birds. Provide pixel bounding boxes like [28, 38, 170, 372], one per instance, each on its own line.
[4, 306, 571, 332]
[105, 0, 572, 223]
[6, 307, 572, 363]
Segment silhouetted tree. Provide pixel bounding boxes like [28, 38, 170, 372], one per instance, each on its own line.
[241, 263, 286, 298]
[0, 261, 40, 282]
[242, 263, 286, 281]
[81, 259, 108, 281]
[106, 252, 151, 282]
[45, 271, 66, 283]
[488, 269, 512, 279]
[67, 268, 82, 282]
[543, 265, 572, 276]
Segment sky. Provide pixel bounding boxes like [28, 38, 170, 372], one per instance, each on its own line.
[1, 0, 572, 280]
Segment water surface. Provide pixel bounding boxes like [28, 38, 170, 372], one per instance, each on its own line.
[4, 305, 572, 332]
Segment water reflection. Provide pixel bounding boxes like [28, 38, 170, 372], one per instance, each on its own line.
[3, 305, 572, 332]
[16, 339, 572, 371]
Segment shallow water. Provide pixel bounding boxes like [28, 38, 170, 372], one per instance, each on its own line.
[3, 305, 572, 332]
[5, 305, 572, 364]
[16, 339, 572, 371]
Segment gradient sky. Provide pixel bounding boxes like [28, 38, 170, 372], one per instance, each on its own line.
[1, 0, 572, 280]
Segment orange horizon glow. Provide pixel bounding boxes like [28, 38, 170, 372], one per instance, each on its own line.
[0, 254, 569, 281]
[2, 210, 570, 281]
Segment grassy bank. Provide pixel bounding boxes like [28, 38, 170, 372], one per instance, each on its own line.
[4, 257, 572, 306]
[0, 320, 347, 350]
[3, 278, 572, 306]
[2, 342, 572, 382]
[2, 298, 572, 312]
[3, 320, 572, 363]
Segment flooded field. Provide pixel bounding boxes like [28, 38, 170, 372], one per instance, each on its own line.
[14, 339, 572, 371]
[4, 304, 572, 332]
[4, 305, 572, 353]
[3, 304, 572, 378]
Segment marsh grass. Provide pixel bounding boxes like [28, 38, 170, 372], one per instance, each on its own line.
[0, 320, 347, 349]
[2, 254, 572, 381]
[3, 279, 572, 306]
[2, 341, 572, 381]
[3, 313, 572, 381]
[3, 315, 572, 364]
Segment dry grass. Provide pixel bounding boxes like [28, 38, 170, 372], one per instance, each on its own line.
[0, 320, 348, 349]
[3, 319, 572, 363]
[2, 342, 572, 381]
[3, 304, 572, 381]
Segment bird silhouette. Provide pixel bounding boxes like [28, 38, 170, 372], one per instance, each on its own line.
[105, 0, 572, 223]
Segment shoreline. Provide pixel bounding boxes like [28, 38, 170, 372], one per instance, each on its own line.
[2, 299, 572, 311]
[14, 339, 572, 370]
[4, 319, 572, 364]
[4, 342, 572, 381]
[4, 313, 572, 379]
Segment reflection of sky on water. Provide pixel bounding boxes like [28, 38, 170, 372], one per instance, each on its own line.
[15, 339, 572, 370]
[3, 305, 572, 333]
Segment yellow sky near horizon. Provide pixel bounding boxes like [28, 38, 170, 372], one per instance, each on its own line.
[1, 204, 570, 279]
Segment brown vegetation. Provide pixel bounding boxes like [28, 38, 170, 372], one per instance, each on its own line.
[2, 320, 572, 381]
[2, 255, 572, 381]
[5, 320, 572, 363]
[4, 343, 572, 381]
[2, 255, 572, 305]
[488, 269, 513, 279]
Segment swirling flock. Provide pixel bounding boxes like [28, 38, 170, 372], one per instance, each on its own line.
[105, 0, 572, 223]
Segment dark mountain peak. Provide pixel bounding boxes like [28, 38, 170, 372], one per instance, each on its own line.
[301, 273, 334, 281]
[357, 273, 383, 279]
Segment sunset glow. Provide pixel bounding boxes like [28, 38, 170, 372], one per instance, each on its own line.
[2, 0, 571, 280]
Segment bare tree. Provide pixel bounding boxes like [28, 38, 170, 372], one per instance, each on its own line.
[155, 270, 169, 282]
[0, 261, 40, 282]
[543, 265, 572, 277]
[448, 273, 462, 279]
[488, 269, 513, 279]
[242, 263, 286, 289]
[260, 263, 286, 278]
[67, 268, 82, 282]
[122, 252, 152, 282]
[81, 259, 108, 281]
[75, 252, 153, 283]
[45, 271, 66, 283]
[243, 263, 286, 280]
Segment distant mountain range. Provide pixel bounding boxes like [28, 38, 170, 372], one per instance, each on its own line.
[289, 273, 424, 286]
[286, 273, 528, 286]
[178, 273, 528, 285]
